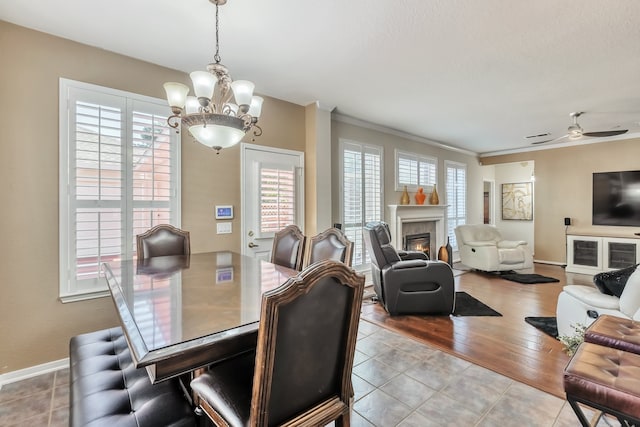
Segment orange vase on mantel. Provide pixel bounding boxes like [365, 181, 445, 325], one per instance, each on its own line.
[415, 187, 426, 205]
[430, 184, 440, 205]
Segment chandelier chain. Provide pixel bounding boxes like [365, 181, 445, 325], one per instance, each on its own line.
[214, 2, 221, 63]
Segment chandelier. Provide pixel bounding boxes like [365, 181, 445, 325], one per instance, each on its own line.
[163, 0, 262, 154]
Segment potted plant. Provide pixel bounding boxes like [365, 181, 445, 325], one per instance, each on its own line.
[558, 323, 587, 356]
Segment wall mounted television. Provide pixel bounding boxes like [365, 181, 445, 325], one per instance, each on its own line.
[593, 170, 640, 226]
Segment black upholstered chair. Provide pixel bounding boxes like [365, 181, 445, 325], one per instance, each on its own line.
[190, 260, 364, 426]
[302, 227, 354, 269]
[136, 224, 190, 259]
[363, 221, 455, 315]
[270, 224, 306, 271]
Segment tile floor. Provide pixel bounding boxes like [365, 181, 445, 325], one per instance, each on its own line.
[0, 319, 617, 427]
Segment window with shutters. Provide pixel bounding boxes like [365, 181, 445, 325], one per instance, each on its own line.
[445, 160, 467, 250]
[341, 140, 383, 269]
[59, 79, 180, 301]
[259, 165, 296, 234]
[395, 150, 437, 191]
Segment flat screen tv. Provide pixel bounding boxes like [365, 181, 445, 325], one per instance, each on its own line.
[593, 170, 640, 226]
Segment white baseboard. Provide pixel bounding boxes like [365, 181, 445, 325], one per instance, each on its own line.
[0, 358, 69, 389]
[534, 259, 565, 266]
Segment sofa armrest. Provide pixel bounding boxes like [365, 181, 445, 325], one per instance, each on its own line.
[397, 250, 429, 261]
[390, 259, 428, 270]
[563, 285, 621, 310]
[383, 261, 453, 293]
[497, 240, 527, 249]
[464, 241, 496, 247]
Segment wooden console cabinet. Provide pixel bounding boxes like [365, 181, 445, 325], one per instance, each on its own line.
[567, 235, 640, 275]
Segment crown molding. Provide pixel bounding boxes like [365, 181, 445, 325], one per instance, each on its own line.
[332, 113, 478, 157]
[480, 131, 640, 158]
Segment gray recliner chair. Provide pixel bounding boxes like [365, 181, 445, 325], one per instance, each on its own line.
[363, 221, 455, 315]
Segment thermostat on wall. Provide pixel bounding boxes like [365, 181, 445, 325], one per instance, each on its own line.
[215, 205, 234, 220]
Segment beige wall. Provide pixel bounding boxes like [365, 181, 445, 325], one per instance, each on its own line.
[481, 137, 640, 263]
[0, 21, 305, 374]
[330, 119, 485, 231]
[304, 103, 333, 235]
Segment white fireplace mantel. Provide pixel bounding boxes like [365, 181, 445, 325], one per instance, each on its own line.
[387, 204, 448, 251]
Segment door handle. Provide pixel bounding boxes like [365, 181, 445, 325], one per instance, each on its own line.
[248, 242, 259, 248]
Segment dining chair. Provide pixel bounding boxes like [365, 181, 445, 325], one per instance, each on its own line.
[136, 224, 191, 259]
[302, 227, 354, 269]
[270, 224, 306, 271]
[190, 260, 365, 427]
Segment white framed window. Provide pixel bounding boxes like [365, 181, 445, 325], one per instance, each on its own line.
[259, 164, 296, 234]
[445, 160, 466, 250]
[340, 140, 383, 269]
[395, 150, 437, 191]
[59, 79, 180, 302]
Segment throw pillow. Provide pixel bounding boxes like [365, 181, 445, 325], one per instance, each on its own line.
[619, 266, 640, 317]
[593, 264, 639, 298]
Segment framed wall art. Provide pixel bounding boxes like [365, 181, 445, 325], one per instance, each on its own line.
[502, 182, 533, 220]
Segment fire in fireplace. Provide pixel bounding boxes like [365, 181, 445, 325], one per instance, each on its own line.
[404, 233, 431, 259]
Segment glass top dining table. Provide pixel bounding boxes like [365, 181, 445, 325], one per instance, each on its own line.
[102, 251, 298, 383]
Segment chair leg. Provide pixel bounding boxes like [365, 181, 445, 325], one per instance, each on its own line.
[335, 411, 350, 427]
[567, 397, 597, 427]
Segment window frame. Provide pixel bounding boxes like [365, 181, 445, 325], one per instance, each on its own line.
[444, 160, 467, 251]
[339, 139, 384, 271]
[394, 149, 437, 192]
[59, 78, 181, 302]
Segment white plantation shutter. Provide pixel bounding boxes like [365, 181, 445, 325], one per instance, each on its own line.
[341, 140, 383, 268]
[395, 150, 437, 191]
[259, 165, 296, 233]
[445, 161, 466, 250]
[72, 98, 125, 286]
[60, 79, 180, 301]
[130, 104, 174, 243]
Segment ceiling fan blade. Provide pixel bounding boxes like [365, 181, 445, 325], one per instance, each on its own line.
[582, 129, 629, 138]
[531, 134, 568, 145]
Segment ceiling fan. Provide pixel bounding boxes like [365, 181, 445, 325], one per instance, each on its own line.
[531, 112, 629, 145]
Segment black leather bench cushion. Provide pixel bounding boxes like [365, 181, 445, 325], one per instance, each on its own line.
[70, 327, 196, 427]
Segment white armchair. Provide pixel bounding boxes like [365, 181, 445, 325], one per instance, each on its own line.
[556, 265, 640, 337]
[454, 224, 533, 272]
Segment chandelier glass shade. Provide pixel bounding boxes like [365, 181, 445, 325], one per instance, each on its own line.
[163, 0, 262, 153]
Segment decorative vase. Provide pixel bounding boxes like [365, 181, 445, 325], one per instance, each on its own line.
[430, 184, 440, 205]
[400, 185, 410, 205]
[414, 187, 426, 205]
[438, 236, 453, 267]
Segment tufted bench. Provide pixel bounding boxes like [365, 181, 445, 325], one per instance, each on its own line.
[584, 314, 640, 355]
[563, 342, 640, 426]
[70, 327, 197, 427]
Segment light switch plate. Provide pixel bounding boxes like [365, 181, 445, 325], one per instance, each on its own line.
[217, 222, 232, 234]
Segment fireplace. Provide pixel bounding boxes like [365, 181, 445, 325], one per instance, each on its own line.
[404, 233, 431, 259]
[387, 204, 447, 259]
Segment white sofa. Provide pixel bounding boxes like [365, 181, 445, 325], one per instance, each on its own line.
[454, 224, 533, 272]
[556, 265, 640, 337]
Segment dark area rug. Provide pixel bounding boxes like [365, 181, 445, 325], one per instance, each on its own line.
[525, 316, 558, 338]
[501, 273, 560, 284]
[453, 291, 502, 317]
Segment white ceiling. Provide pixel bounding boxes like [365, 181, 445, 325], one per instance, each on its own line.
[2, 0, 640, 156]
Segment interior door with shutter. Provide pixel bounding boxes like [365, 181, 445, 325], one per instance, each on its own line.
[241, 144, 304, 260]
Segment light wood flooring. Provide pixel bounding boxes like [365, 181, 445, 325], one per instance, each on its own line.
[360, 263, 594, 398]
